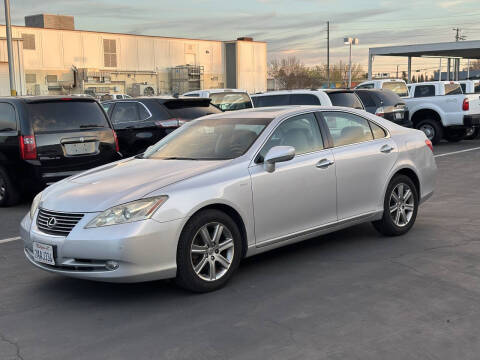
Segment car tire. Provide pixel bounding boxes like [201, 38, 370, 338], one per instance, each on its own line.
[444, 128, 466, 142]
[416, 119, 443, 145]
[175, 209, 243, 293]
[464, 127, 480, 140]
[0, 166, 20, 207]
[372, 174, 419, 237]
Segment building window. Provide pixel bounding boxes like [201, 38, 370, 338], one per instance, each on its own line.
[103, 39, 117, 68]
[46, 75, 58, 83]
[22, 34, 35, 50]
[25, 74, 37, 83]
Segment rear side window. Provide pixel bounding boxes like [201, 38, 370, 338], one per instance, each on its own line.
[460, 84, 467, 93]
[163, 100, 221, 120]
[323, 112, 373, 147]
[0, 103, 16, 131]
[290, 94, 321, 105]
[445, 83, 462, 95]
[355, 92, 377, 107]
[28, 101, 110, 133]
[414, 85, 435, 98]
[475, 83, 480, 94]
[252, 95, 289, 107]
[327, 92, 364, 109]
[111, 102, 139, 123]
[382, 82, 409, 97]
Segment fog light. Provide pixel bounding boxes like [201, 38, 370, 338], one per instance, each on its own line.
[105, 260, 119, 271]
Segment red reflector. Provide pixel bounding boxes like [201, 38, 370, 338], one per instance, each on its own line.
[112, 131, 120, 152]
[463, 98, 470, 111]
[19, 135, 37, 160]
[425, 139, 433, 152]
[60, 98, 73, 101]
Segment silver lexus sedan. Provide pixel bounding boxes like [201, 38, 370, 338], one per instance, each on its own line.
[21, 106, 437, 292]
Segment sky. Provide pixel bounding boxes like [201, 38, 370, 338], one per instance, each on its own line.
[6, 0, 480, 76]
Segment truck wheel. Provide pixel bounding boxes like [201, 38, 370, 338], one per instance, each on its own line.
[464, 127, 480, 140]
[444, 128, 466, 142]
[0, 166, 20, 207]
[416, 119, 443, 145]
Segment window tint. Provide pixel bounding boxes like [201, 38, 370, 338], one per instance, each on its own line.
[111, 102, 139, 123]
[357, 83, 374, 89]
[323, 112, 373, 147]
[138, 103, 151, 120]
[0, 103, 16, 131]
[290, 94, 321, 105]
[28, 101, 109, 133]
[210, 92, 253, 111]
[163, 100, 222, 119]
[370, 122, 387, 139]
[445, 83, 462, 95]
[252, 94, 290, 107]
[460, 83, 467, 93]
[355, 91, 377, 107]
[101, 102, 113, 113]
[327, 92, 364, 109]
[414, 85, 435, 98]
[475, 82, 480, 94]
[258, 113, 323, 162]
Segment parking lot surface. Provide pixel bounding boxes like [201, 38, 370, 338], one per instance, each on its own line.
[1, 140, 480, 360]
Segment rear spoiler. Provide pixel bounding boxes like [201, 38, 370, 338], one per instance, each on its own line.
[23, 96, 96, 104]
[162, 98, 212, 109]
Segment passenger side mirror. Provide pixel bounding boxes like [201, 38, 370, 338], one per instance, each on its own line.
[264, 146, 295, 173]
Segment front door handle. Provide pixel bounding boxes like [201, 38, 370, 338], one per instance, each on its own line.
[316, 158, 334, 169]
[380, 144, 394, 153]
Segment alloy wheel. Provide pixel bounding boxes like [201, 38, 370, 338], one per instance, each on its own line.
[419, 124, 435, 141]
[190, 222, 235, 282]
[389, 183, 415, 227]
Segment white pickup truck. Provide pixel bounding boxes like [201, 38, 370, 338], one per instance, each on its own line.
[458, 80, 480, 139]
[405, 81, 480, 144]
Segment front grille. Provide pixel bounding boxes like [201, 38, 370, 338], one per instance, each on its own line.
[37, 208, 84, 236]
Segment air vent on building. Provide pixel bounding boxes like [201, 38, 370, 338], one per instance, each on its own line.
[25, 74, 37, 83]
[22, 34, 35, 50]
[46, 75, 58, 83]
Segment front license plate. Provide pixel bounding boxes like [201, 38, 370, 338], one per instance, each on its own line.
[395, 112, 403, 120]
[33, 242, 55, 266]
[64, 142, 96, 156]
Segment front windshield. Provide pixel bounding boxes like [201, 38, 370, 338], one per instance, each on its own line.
[210, 93, 253, 111]
[144, 116, 272, 160]
[382, 82, 409, 97]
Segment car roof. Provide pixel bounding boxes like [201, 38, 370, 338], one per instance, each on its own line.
[251, 89, 328, 96]
[0, 96, 98, 103]
[322, 89, 356, 93]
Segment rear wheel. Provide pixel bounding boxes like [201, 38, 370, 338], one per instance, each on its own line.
[0, 166, 20, 207]
[373, 174, 419, 236]
[175, 209, 243, 292]
[444, 128, 466, 142]
[416, 119, 443, 145]
[464, 127, 480, 140]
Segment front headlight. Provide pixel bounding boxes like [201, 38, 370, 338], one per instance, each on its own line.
[85, 196, 168, 228]
[30, 192, 43, 219]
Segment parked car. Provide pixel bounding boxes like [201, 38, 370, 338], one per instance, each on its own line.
[251, 89, 364, 109]
[0, 96, 121, 206]
[183, 89, 253, 111]
[101, 94, 132, 101]
[354, 89, 412, 127]
[458, 80, 480, 139]
[405, 81, 480, 144]
[102, 97, 222, 156]
[22, 106, 436, 292]
[356, 79, 410, 98]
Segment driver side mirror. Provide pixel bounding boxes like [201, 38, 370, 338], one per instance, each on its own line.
[264, 146, 295, 173]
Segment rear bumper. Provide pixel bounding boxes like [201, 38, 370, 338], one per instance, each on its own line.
[464, 114, 480, 127]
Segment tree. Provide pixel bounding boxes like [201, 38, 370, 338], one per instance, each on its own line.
[401, 71, 408, 82]
[470, 60, 480, 71]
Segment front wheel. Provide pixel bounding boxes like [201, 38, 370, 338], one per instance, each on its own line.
[175, 210, 243, 292]
[372, 175, 419, 236]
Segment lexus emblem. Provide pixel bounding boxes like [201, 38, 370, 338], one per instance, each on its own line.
[47, 217, 57, 228]
[79, 137, 85, 143]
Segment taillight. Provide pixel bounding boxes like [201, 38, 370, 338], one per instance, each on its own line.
[463, 98, 470, 111]
[19, 135, 37, 160]
[112, 131, 120, 152]
[425, 139, 433, 152]
[375, 107, 385, 117]
[155, 118, 187, 128]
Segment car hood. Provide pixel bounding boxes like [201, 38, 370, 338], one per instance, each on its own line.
[40, 158, 226, 213]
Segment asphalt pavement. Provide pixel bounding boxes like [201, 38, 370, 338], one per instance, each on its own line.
[1, 140, 480, 360]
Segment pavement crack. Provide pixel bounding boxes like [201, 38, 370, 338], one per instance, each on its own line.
[0, 331, 24, 360]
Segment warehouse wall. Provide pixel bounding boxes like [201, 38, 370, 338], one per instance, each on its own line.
[0, 38, 26, 95]
[236, 40, 267, 93]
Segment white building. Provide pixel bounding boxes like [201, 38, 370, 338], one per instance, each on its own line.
[0, 14, 267, 96]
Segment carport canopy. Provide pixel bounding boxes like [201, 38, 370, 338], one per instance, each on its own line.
[368, 40, 480, 81]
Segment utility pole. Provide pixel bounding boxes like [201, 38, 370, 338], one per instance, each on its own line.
[396, 65, 399, 79]
[4, 0, 16, 96]
[452, 28, 465, 80]
[326, 21, 330, 89]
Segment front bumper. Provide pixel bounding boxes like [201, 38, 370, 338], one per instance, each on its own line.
[20, 212, 183, 283]
[464, 114, 480, 127]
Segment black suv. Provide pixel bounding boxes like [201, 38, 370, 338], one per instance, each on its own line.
[101, 97, 222, 156]
[0, 96, 121, 206]
[354, 89, 412, 127]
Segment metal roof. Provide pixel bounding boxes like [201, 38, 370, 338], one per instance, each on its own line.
[370, 40, 480, 59]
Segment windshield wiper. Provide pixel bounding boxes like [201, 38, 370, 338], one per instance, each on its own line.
[79, 124, 105, 128]
[160, 157, 199, 160]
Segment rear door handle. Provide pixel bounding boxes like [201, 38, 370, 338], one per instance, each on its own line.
[380, 144, 394, 153]
[316, 158, 334, 169]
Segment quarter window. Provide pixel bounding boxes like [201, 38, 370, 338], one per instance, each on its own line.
[258, 113, 323, 162]
[370, 122, 387, 139]
[0, 103, 16, 131]
[323, 112, 374, 147]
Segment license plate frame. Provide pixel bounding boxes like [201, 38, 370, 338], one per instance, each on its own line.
[395, 112, 403, 120]
[64, 142, 96, 156]
[32, 242, 56, 266]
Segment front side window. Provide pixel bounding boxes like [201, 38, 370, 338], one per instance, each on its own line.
[0, 103, 16, 131]
[414, 85, 435, 98]
[323, 112, 374, 147]
[111, 102, 139, 123]
[144, 117, 272, 160]
[210, 93, 252, 111]
[257, 113, 323, 162]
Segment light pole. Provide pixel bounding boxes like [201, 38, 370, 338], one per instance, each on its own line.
[344, 37, 358, 89]
[4, 0, 16, 96]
